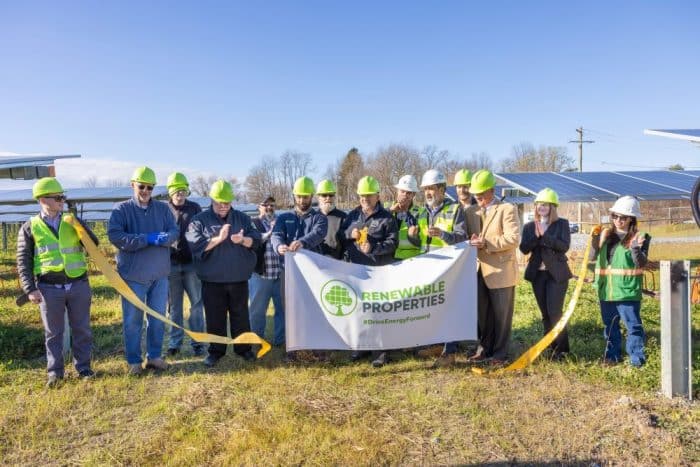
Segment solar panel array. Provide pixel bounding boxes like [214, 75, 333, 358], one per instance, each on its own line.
[496, 170, 700, 202]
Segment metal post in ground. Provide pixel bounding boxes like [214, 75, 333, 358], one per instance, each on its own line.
[659, 260, 692, 399]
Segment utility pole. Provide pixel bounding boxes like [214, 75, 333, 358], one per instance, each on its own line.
[569, 127, 594, 230]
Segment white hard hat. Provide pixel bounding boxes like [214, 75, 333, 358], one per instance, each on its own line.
[394, 174, 418, 193]
[609, 195, 642, 218]
[420, 169, 447, 188]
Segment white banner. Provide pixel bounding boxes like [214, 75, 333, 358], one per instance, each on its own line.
[284, 244, 477, 351]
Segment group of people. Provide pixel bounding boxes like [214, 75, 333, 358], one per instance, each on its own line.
[17, 166, 651, 387]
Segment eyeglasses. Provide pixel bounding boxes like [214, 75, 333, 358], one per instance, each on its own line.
[137, 184, 154, 191]
[173, 189, 189, 196]
[45, 195, 66, 202]
[611, 214, 630, 221]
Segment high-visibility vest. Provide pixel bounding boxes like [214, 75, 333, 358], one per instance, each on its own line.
[416, 201, 459, 252]
[594, 235, 646, 301]
[394, 205, 421, 260]
[31, 214, 88, 278]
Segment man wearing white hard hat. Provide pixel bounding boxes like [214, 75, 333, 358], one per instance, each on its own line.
[389, 174, 421, 260]
[589, 195, 650, 367]
[409, 169, 466, 366]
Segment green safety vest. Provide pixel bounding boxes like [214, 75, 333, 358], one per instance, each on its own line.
[416, 201, 459, 253]
[594, 234, 646, 301]
[31, 214, 88, 278]
[394, 205, 421, 260]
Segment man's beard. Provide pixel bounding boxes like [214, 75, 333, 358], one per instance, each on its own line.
[425, 195, 436, 208]
[296, 201, 311, 212]
[320, 200, 335, 214]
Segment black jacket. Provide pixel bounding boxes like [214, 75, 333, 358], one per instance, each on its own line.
[519, 218, 573, 283]
[320, 207, 347, 259]
[340, 204, 398, 266]
[168, 199, 201, 264]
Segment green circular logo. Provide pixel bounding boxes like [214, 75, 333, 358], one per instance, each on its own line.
[320, 280, 358, 317]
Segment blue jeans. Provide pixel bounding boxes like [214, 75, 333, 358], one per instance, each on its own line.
[168, 263, 205, 351]
[600, 300, 646, 366]
[248, 273, 285, 345]
[122, 277, 168, 364]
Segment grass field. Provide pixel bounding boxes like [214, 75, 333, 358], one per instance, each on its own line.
[0, 244, 698, 465]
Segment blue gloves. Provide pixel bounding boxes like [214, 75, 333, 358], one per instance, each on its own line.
[146, 232, 170, 246]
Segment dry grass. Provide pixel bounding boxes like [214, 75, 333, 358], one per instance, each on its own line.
[1, 250, 699, 465]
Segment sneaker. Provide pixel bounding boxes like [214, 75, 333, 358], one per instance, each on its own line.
[415, 345, 443, 358]
[46, 374, 63, 388]
[203, 354, 221, 368]
[241, 350, 256, 362]
[192, 347, 205, 357]
[432, 353, 456, 369]
[78, 369, 96, 379]
[166, 348, 180, 357]
[145, 358, 168, 371]
[371, 352, 388, 368]
[350, 350, 371, 362]
[128, 363, 143, 376]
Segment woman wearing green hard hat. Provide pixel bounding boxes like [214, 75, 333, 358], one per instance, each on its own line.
[519, 187, 573, 360]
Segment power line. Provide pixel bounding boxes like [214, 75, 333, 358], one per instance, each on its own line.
[568, 127, 594, 172]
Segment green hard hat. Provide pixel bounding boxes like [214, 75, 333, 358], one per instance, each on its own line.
[453, 169, 473, 186]
[316, 179, 337, 195]
[131, 166, 157, 185]
[293, 176, 315, 196]
[32, 177, 64, 199]
[209, 179, 234, 203]
[469, 170, 496, 194]
[166, 172, 189, 196]
[357, 176, 380, 195]
[534, 187, 559, 206]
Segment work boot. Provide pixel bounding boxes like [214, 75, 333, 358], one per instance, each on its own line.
[128, 363, 143, 376]
[432, 353, 456, 369]
[46, 374, 63, 388]
[371, 352, 388, 368]
[145, 358, 168, 371]
[78, 369, 96, 380]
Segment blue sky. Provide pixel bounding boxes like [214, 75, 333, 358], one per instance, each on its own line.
[1, 1, 699, 189]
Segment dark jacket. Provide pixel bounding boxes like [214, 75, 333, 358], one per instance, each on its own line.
[108, 198, 179, 283]
[186, 207, 261, 283]
[340, 204, 398, 266]
[320, 207, 347, 259]
[271, 209, 328, 265]
[16, 214, 98, 294]
[252, 216, 276, 275]
[519, 218, 573, 283]
[168, 199, 201, 264]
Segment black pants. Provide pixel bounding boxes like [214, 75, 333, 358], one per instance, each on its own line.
[202, 281, 251, 357]
[476, 271, 515, 360]
[532, 270, 570, 353]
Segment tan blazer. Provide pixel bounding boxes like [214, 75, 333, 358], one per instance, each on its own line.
[465, 199, 521, 289]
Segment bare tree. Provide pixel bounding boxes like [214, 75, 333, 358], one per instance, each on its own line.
[365, 144, 422, 201]
[335, 147, 365, 208]
[83, 176, 98, 188]
[105, 178, 128, 188]
[499, 143, 573, 172]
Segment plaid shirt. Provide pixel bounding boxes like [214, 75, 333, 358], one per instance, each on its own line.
[258, 217, 282, 280]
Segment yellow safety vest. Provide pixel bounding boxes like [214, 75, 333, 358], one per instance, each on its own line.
[394, 205, 421, 260]
[416, 202, 459, 252]
[31, 214, 88, 278]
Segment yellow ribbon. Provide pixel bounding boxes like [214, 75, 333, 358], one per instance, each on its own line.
[473, 235, 592, 375]
[65, 215, 271, 358]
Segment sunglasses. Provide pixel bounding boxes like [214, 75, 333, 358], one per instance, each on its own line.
[137, 184, 154, 191]
[318, 194, 335, 198]
[611, 214, 630, 221]
[45, 195, 66, 202]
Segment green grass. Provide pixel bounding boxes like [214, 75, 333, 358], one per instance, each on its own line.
[0, 251, 698, 465]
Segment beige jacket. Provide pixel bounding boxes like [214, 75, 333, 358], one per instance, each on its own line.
[465, 200, 521, 289]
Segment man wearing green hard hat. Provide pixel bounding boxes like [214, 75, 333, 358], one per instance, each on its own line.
[165, 172, 205, 357]
[186, 179, 262, 367]
[271, 176, 328, 363]
[316, 179, 347, 260]
[17, 177, 100, 387]
[340, 175, 398, 367]
[465, 169, 520, 365]
[453, 168, 475, 209]
[108, 166, 179, 375]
